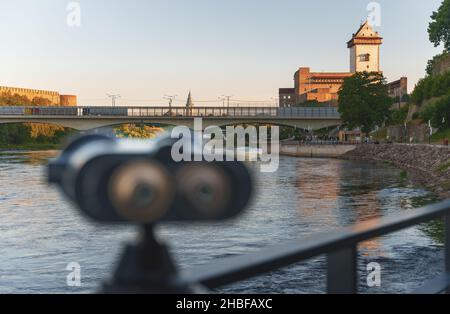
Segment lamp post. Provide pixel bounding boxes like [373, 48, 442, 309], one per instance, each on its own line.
[219, 95, 233, 108]
[429, 120, 432, 145]
[443, 117, 447, 145]
[404, 121, 407, 144]
[164, 95, 177, 116]
[218, 97, 225, 108]
[107, 94, 121, 107]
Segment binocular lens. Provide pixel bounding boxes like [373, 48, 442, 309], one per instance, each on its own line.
[109, 160, 174, 223]
[49, 135, 252, 224]
[176, 163, 231, 218]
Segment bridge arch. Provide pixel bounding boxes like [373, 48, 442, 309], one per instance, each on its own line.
[0, 117, 342, 131]
[0, 118, 184, 131]
[207, 119, 342, 131]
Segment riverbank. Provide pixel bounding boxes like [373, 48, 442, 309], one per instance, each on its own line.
[0, 143, 62, 151]
[343, 144, 450, 198]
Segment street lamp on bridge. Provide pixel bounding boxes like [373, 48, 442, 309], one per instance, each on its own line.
[164, 95, 177, 115]
[107, 94, 121, 107]
[219, 95, 233, 108]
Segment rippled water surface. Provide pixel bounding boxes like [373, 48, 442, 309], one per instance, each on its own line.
[0, 151, 444, 293]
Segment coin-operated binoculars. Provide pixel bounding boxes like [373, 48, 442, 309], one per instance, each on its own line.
[48, 134, 253, 293]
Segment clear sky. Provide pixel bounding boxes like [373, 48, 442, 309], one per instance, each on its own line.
[0, 0, 445, 106]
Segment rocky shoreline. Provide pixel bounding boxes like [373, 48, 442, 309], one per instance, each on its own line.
[342, 144, 450, 199]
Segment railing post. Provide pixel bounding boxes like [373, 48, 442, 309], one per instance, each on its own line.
[327, 246, 357, 294]
[446, 215, 450, 293]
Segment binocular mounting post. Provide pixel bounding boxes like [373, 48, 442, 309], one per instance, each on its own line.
[103, 224, 201, 294]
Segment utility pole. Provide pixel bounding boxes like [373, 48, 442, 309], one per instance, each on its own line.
[443, 117, 447, 145]
[220, 95, 233, 108]
[218, 97, 225, 107]
[164, 95, 177, 115]
[107, 94, 121, 107]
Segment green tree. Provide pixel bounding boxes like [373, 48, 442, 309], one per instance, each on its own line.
[429, 0, 450, 52]
[411, 71, 450, 105]
[420, 94, 450, 128]
[1, 92, 72, 147]
[338, 72, 392, 134]
[388, 106, 409, 125]
[5, 124, 31, 144]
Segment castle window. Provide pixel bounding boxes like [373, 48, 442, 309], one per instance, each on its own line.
[359, 54, 370, 62]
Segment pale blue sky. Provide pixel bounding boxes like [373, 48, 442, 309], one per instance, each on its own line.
[0, 0, 444, 106]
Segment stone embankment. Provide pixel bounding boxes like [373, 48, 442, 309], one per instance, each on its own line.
[281, 143, 356, 158]
[343, 144, 450, 198]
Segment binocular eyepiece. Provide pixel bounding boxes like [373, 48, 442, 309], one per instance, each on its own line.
[48, 134, 253, 224]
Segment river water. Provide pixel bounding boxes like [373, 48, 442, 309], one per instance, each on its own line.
[0, 150, 445, 294]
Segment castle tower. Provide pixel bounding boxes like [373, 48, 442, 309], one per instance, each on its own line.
[347, 21, 383, 73]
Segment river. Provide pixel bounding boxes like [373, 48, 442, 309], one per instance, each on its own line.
[0, 150, 445, 293]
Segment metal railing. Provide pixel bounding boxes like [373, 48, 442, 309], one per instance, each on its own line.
[181, 200, 450, 294]
[0, 106, 341, 119]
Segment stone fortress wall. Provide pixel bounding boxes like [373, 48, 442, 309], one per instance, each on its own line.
[0, 86, 77, 106]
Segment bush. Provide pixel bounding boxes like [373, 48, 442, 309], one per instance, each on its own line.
[0, 124, 32, 144]
[388, 106, 409, 125]
[431, 94, 450, 128]
[419, 94, 450, 128]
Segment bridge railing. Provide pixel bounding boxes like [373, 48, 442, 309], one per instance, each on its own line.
[182, 200, 450, 294]
[0, 106, 341, 119]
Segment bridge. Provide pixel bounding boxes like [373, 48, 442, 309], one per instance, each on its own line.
[0, 106, 342, 131]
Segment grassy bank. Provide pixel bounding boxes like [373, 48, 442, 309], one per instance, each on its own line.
[431, 128, 450, 142]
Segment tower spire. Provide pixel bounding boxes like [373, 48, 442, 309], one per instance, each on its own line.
[185, 91, 194, 116]
[186, 91, 194, 108]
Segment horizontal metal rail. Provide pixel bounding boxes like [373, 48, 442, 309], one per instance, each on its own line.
[0, 106, 341, 119]
[182, 200, 450, 294]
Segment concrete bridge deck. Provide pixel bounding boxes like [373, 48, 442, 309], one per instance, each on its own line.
[0, 106, 342, 131]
